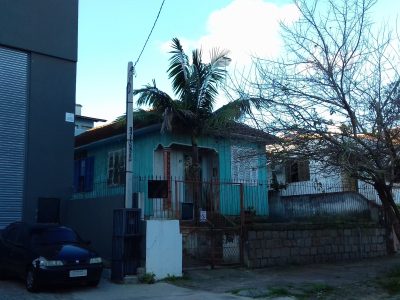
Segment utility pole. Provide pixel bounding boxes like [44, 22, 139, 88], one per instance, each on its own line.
[125, 62, 134, 208]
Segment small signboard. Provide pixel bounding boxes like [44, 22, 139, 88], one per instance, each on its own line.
[148, 180, 168, 198]
[200, 210, 207, 223]
[65, 112, 75, 123]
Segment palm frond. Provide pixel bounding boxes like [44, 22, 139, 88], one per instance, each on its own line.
[167, 38, 190, 98]
[133, 79, 175, 112]
[112, 109, 163, 127]
[196, 48, 231, 113]
[211, 98, 254, 126]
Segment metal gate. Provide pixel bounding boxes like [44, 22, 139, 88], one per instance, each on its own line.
[0, 46, 28, 228]
[182, 225, 243, 269]
[111, 209, 142, 281]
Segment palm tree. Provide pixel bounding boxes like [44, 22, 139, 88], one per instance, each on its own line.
[134, 38, 254, 181]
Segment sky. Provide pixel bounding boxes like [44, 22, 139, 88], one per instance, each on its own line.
[76, 0, 400, 123]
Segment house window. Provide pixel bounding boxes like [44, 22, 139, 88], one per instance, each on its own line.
[231, 146, 258, 182]
[285, 160, 310, 183]
[73, 157, 94, 192]
[108, 149, 126, 186]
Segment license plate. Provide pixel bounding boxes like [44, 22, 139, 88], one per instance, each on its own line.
[69, 269, 87, 278]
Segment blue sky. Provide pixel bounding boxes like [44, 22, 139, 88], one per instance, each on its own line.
[76, 0, 399, 123]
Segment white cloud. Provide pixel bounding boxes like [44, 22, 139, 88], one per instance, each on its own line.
[161, 0, 299, 66]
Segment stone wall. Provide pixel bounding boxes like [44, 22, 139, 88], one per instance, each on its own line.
[245, 223, 387, 268]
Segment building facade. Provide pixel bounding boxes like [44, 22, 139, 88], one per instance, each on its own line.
[0, 0, 78, 227]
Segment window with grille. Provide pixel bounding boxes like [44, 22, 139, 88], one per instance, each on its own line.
[107, 149, 126, 186]
[231, 146, 259, 182]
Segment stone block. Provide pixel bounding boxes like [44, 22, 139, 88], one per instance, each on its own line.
[291, 247, 300, 256]
[266, 239, 275, 248]
[284, 240, 292, 247]
[296, 239, 305, 247]
[256, 249, 263, 258]
[281, 247, 290, 257]
[288, 231, 294, 239]
[261, 258, 268, 267]
[271, 248, 281, 258]
[248, 231, 256, 240]
[294, 231, 303, 238]
[272, 231, 280, 239]
[300, 248, 310, 256]
[304, 238, 312, 247]
[310, 247, 317, 255]
[324, 245, 332, 254]
[264, 231, 273, 239]
[279, 231, 287, 239]
[272, 239, 283, 248]
[257, 231, 264, 239]
[344, 229, 351, 236]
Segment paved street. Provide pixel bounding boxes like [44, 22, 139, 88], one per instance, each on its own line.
[3, 255, 400, 299]
[0, 278, 244, 300]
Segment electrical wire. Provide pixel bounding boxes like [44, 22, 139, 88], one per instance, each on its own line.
[132, 0, 166, 74]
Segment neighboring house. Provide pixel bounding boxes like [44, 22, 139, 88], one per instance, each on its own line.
[73, 121, 273, 218]
[74, 104, 106, 136]
[268, 158, 400, 204]
[0, 0, 78, 227]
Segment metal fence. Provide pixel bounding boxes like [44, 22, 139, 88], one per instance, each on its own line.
[71, 177, 399, 225]
[275, 181, 400, 205]
[73, 176, 269, 222]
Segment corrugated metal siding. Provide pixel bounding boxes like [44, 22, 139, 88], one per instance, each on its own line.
[0, 46, 28, 228]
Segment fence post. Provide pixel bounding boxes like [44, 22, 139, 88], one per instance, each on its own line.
[240, 183, 245, 266]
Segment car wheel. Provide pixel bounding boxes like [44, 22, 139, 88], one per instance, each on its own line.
[88, 278, 100, 287]
[25, 268, 39, 292]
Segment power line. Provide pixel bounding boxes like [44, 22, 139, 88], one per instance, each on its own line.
[132, 0, 166, 73]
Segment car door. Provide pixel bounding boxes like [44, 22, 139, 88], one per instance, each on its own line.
[2, 223, 28, 278]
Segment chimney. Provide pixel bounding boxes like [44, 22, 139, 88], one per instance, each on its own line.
[75, 104, 82, 116]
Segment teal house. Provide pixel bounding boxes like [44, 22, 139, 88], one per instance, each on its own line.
[73, 121, 272, 219]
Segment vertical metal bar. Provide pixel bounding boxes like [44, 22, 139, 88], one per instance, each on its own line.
[240, 183, 245, 266]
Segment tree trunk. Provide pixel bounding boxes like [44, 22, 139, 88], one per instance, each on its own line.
[374, 181, 400, 252]
[191, 135, 201, 223]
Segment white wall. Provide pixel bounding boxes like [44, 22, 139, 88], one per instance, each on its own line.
[271, 160, 344, 196]
[145, 220, 182, 280]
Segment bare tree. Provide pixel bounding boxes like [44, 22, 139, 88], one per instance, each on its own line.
[244, 0, 400, 238]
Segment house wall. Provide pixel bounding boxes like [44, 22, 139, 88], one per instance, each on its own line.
[271, 159, 400, 205]
[0, 0, 78, 225]
[75, 130, 269, 216]
[133, 131, 268, 216]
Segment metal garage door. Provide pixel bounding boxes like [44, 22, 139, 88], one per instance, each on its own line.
[0, 46, 28, 228]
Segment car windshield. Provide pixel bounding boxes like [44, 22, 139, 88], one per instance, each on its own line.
[31, 227, 80, 245]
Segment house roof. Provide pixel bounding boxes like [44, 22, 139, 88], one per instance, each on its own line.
[75, 119, 276, 148]
[75, 115, 107, 122]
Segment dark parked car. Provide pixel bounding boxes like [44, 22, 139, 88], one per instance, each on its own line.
[0, 222, 103, 292]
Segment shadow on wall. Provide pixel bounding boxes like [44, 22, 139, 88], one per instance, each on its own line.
[268, 191, 381, 223]
[61, 196, 124, 259]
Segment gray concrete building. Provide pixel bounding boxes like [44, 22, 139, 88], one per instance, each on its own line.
[0, 0, 78, 227]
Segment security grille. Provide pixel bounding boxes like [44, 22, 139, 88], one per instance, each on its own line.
[0, 46, 28, 228]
